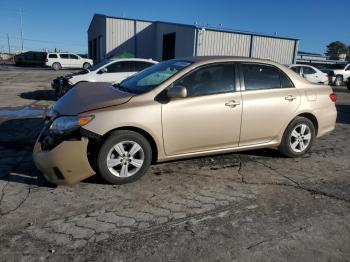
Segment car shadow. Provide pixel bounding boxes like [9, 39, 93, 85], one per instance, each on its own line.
[20, 90, 57, 101]
[336, 104, 350, 124]
[0, 117, 55, 188]
[332, 86, 349, 93]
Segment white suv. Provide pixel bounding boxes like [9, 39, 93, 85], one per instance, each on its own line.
[46, 53, 93, 70]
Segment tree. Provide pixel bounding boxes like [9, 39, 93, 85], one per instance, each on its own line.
[347, 45, 350, 61]
[326, 41, 348, 59]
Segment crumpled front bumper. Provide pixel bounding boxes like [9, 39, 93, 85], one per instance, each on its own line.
[33, 137, 95, 185]
[51, 77, 73, 97]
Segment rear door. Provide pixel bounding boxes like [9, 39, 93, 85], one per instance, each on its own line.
[239, 63, 300, 146]
[59, 54, 70, 67]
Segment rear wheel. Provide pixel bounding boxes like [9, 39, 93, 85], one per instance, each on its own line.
[52, 62, 61, 70]
[83, 62, 91, 69]
[279, 117, 315, 157]
[335, 75, 343, 86]
[97, 130, 152, 184]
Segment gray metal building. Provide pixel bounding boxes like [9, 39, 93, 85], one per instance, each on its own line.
[88, 14, 299, 65]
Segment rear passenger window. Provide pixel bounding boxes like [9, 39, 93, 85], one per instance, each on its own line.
[290, 66, 301, 74]
[59, 54, 69, 59]
[242, 63, 294, 90]
[49, 54, 58, 58]
[106, 61, 131, 73]
[302, 67, 316, 75]
[133, 61, 154, 72]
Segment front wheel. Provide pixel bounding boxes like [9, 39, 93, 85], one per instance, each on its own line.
[96, 130, 152, 184]
[279, 117, 315, 157]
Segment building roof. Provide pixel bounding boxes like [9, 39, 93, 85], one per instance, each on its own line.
[90, 13, 299, 41]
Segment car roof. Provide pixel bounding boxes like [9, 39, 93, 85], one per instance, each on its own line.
[289, 64, 314, 68]
[178, 56, 272, 64]
[109, 58, 158, 63]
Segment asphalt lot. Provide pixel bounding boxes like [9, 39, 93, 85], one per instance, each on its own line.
[0, 65, 349, 262]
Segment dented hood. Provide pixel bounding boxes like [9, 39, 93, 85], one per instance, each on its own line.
[53, 82, 133, 115]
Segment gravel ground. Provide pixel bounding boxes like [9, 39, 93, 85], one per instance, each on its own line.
[0, 66, 349, 262]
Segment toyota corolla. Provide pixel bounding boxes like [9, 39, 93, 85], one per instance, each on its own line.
[33, 57, 337, 185]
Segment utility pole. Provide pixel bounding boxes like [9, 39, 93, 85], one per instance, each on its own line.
[19, 8, 24, 50]
[7, 34, 11, 54]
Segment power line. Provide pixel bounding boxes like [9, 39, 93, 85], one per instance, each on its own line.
[0, 35, 86, 47]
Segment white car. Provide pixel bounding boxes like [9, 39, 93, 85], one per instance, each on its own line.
[46, 53, 93, 70]
[51, 58, 158, 96]
[289, 64, 328, 84]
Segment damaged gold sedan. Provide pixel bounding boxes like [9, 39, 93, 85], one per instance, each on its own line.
[33, 57, 337, 185]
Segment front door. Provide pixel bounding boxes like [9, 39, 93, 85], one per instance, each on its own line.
[239, 63, 301, 146]
[69, 54, 81, 68]
[97, 61, 133, 83]
[162, 63, 242, 155]
[302, 66, 319, 83]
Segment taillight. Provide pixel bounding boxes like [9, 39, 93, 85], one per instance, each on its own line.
[329, 93, 337, 102]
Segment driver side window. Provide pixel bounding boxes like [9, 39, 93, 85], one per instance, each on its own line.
[175, 63, 235, 97]
[303, 67, 316, 75]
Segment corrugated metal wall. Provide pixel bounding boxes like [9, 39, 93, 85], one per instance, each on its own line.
[196, 29, 296, 64]
[135, 21, 156, 59]
[197, 30, 251, 57]
[88, 15, 298, 64]
[155, 22, 195, 61]
[251, 36, 295, 65]
[88, 15, 107, 63]
[106, 17, 135, 55]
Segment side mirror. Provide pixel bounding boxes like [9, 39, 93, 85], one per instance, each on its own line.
[98, 67, 108, 74]
[167, 85, 187, 99]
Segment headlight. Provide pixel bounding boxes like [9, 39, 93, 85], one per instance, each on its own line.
[49, 115, 94, 135]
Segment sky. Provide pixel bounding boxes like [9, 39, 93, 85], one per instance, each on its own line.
[0, 0, 349, 54]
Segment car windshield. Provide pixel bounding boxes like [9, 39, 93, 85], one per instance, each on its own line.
[115, 60, 193, 94]
[88, 59, 112, 71]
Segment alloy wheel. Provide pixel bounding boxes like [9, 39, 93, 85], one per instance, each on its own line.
[290, 124, 311, 153]
[106, 140, 144, 177]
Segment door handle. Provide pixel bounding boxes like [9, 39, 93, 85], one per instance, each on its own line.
[225, 100, 240, 107]
[285, 95, 297, 101]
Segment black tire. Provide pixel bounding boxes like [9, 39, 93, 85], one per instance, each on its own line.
[279, 117, 315, 158]
[52, 62, 61, 70]
[83, 62, 91, 69]
[96, 130, 152, 184]
[334, 75, 343, 86]
[346, 79, 350, 92]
